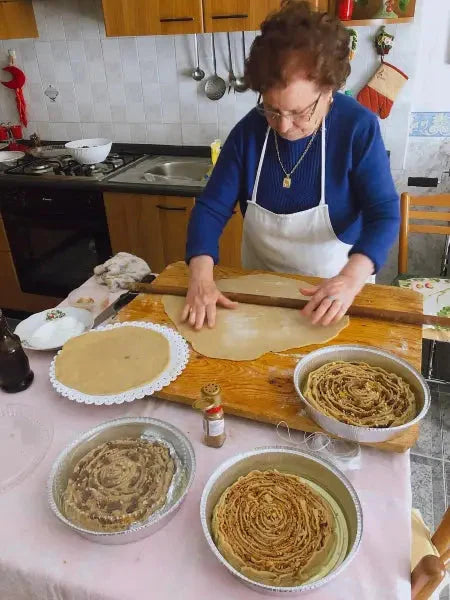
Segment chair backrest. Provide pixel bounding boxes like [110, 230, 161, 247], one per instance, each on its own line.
[398, 193, 450, 274]
[411, 507, 450, 600]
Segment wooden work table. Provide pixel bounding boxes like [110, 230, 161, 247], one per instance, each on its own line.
[118, 261, 424, 453]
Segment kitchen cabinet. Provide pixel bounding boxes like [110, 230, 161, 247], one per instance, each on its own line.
[219, 209, 243, 269]
[101, 0, 203, 37]
[202, 0, 329, 32]
[103, 192, 243, 273]
[0, 0, 38, 39]
[203, 0, 280, 32]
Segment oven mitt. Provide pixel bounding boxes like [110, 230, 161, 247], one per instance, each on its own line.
[357, 62, 408, 119]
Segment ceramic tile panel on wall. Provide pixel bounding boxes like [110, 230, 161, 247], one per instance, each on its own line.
[0, 0, 417, 164]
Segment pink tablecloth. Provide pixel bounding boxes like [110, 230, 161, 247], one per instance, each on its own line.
[0, 288, 412, 600]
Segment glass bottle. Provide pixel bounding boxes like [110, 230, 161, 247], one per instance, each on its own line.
[0, 310, 34, 393]
[200, 383, 226, 448]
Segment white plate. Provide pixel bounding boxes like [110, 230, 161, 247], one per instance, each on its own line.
[0, 150, 25, 163]
[49, 321, 190, 405]
[0, 404, 53, 494]
[15, 307, 94, 351]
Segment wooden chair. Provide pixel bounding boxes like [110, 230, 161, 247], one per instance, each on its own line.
[411, 508, 450, 599]
[398, 192, 450, 381]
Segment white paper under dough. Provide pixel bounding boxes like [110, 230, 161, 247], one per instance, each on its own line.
[162, 274, 349, 361]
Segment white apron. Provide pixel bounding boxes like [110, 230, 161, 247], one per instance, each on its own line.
[241, 121, 353, 278]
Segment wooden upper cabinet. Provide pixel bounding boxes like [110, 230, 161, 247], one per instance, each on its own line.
[102, 0, 203, 37]
[203, 0, 281, 32]
[0, 1, 38, 39]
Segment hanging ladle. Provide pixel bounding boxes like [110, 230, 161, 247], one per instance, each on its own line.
[234, 32, 249, 93]
[191, 34, 205, 81]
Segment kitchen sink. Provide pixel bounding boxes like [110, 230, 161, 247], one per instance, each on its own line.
[107, 155, 212, 187]
[145, 159, 211, 182]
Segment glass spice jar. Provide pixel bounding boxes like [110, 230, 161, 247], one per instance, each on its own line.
[197, 383, 226, 448]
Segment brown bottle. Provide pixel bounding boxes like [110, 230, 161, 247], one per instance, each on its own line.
[0, 310, 34, 393]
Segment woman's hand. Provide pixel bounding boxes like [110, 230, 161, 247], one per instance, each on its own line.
[299, 254, 374, 326]
[182, 255, 237, 329]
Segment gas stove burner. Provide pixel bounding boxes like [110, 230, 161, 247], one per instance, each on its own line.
[84, 163, 110, 177]
[24, 162, 57, 176]
[4, 150, 142, 178]
[104, 153, 125, 169]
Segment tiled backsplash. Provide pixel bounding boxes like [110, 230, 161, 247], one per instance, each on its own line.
[0, 0, 419, 166]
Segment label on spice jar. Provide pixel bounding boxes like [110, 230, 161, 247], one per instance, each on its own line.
[206, 419, 225, 437]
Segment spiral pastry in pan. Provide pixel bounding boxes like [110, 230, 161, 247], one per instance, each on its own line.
[304, 361, 417, 428]
[62, 438, 174, 532]
[212, 469, 337, 587]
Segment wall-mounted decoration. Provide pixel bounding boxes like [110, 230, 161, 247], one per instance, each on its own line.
[44, 85, 59, 102]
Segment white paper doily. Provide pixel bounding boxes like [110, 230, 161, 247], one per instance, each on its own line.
[49, 321, 190, 405]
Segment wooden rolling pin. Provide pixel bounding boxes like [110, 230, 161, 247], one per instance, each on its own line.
[127, 282, 450, 329]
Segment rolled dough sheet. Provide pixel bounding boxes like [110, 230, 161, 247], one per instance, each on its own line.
[162, 274, 349, 361]
[55, 326, 170, 395]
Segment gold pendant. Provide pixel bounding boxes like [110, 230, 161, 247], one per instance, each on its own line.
[283, 176, 291, 189]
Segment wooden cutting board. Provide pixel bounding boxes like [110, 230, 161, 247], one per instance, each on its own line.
[118, 261, 424, 453]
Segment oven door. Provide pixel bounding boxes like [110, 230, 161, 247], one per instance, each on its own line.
[1, 187, 112, 298]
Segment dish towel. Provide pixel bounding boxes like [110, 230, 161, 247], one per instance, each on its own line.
[94, 252, 151, 291]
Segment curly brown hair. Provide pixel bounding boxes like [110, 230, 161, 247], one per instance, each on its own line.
[245, 1, 351, 93]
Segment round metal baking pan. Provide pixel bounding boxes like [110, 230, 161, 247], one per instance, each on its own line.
[294, 344, 430, 443]
[200, 447, 362, 594]
[48, 417, 195, 544]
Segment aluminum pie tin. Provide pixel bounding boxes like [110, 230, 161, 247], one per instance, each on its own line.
[48, 417, 195, 544]
[294, 344, 430, 444]
[200, 447, 362, 594]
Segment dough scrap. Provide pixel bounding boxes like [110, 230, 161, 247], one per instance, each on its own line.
[162, 274, 349, 361]
[55, 326, 170, 395]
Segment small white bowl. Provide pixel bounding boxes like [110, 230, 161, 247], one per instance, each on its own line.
[65, 138, 112, 165]
[15, 307, 93, 351]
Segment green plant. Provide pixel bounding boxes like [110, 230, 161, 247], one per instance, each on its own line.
[399, 0, 411, 10]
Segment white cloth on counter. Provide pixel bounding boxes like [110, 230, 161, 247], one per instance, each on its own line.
[94, 252, 150, 291]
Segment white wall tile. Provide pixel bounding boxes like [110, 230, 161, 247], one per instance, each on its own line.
[160, 84, 180, 123]
[48, 122, 67, 140]
[110, 105, 126, 122]
[125, 103, 145, 123]
[113, 122, 131, 142]
[91, 81, 109, 103]
[65, 121, 82, 140]
[94, 102, 112, 122]
[129, 123, 147, 143]
[81, 122, 100, 138]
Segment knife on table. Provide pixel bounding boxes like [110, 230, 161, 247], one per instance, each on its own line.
[93, 273, 156, 328]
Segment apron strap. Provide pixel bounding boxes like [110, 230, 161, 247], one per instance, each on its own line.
[250, 126, 271, 205]
[319, 118, 326, 206]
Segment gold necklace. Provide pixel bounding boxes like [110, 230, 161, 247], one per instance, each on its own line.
[273, 127, 319, 189]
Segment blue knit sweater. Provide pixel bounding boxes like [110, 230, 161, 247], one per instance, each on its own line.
[186, 93, 399, 273]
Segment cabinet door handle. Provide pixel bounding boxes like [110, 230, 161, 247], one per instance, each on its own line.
[156, 205, 187, 211]
[212, 13, 248, 20]
[160, 17, 195, 23]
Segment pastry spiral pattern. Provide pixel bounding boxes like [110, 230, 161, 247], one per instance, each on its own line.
[212, 470, 336, 587]
[304, 361, 417, 428]
[62, 438, 175, 532]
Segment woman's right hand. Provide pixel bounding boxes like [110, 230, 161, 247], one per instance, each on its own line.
[182, 256, 237, 329]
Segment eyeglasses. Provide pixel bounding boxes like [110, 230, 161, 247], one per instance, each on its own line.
[256, 94, 321, 125]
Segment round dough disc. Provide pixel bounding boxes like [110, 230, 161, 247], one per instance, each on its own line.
[55, 326, 170, 395]
[163, 274, 349, 361]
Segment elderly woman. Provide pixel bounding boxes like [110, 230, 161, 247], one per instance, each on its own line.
[184, 0, 399, 329]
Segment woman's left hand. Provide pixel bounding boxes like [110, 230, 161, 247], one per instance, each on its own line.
[298, 254, 374, 326]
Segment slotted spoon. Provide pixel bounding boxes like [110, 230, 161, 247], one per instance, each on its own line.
[205, 33, 226, 101]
